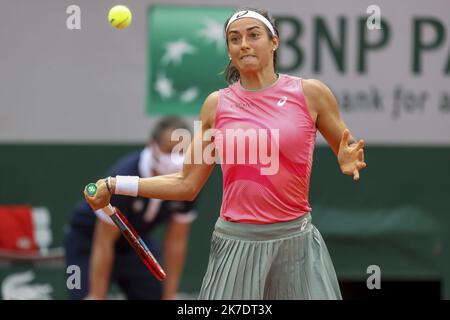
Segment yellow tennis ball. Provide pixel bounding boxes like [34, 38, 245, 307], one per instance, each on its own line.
[108, 5, 132, 29]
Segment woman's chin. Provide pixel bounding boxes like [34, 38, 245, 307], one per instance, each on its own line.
[239, 64, 260, 74]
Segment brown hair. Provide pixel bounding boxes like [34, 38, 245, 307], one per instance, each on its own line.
[223, 8, 279, 84]
[151, 116, 190, 143]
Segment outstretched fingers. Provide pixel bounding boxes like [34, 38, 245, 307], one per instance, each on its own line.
[353, 160, 367, 181]
[356, 139, 365, 149]
[353, 168, 360, 181]
[357, 161, 367, 170]
[340, 129, 350, 150]
[358, 148, 364, 161]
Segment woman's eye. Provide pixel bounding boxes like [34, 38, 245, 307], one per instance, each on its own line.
[250, 33, 260, 39]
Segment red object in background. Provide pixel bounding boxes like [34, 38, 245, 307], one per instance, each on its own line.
[0, 205, 38, 253]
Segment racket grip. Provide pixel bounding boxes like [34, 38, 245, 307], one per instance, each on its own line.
[85, 183, 115, 216]
[86, 182, 166, 280]
[86, 183, 98, 196]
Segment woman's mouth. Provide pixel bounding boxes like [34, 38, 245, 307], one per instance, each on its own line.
[240, 55, 256, 60]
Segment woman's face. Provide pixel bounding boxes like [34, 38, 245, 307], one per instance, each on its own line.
[226, 18, 278, 74]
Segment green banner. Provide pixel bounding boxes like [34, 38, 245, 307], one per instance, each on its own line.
[1, 145, 449, 298]
[147, 5, 234, 115]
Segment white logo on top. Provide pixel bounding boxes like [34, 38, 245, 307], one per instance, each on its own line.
[2, 271, 53, 300]
[301, 219, 308, 231]
[277, 96, 287, 107]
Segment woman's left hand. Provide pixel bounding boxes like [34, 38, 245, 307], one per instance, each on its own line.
[337, 129, 367, 181]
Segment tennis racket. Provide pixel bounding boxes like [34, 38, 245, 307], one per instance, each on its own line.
[85, 183, 166, 281]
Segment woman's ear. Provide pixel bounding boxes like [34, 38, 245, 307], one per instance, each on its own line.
[272, 36, 279, 51]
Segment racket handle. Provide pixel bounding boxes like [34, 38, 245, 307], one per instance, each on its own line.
[85, 182, 166, 281]
[86, 183, 98, 196]
[86, 183, 115, 216]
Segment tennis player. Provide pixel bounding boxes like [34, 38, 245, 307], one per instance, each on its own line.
[84, 8, 366, 299]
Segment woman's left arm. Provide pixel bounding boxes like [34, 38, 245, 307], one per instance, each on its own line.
[303, 79, 367, 181]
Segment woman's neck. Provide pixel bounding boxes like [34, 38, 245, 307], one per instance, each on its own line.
[239, 68, 278, 91]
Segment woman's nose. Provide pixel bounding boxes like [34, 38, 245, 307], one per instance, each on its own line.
[240, 36, 250, 49]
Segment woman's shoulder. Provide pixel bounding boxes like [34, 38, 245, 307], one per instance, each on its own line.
[200, 91, 219, 128]
[202, 91, 219, 111]
[301, 78, 331, 96]
[280, 74, 326, 96]
[301, 78, 336, 105]
[301, 78, 338, 116]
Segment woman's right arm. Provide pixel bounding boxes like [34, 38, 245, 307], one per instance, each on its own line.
[84, 92, 218, 210]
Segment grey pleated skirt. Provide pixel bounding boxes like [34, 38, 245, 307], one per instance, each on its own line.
[198, 213, 342, 300]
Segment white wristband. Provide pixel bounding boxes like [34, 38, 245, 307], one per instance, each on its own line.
[115, 175, 139, 197]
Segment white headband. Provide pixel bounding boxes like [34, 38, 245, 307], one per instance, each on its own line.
[226, 10, 275, 36]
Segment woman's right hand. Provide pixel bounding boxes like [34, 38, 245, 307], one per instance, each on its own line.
[84, 179, 111, 211]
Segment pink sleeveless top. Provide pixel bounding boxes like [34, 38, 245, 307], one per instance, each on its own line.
[214, 74, 317, 223]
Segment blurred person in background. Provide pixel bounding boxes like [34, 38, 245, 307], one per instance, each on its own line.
[65, 117, 197, 300]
